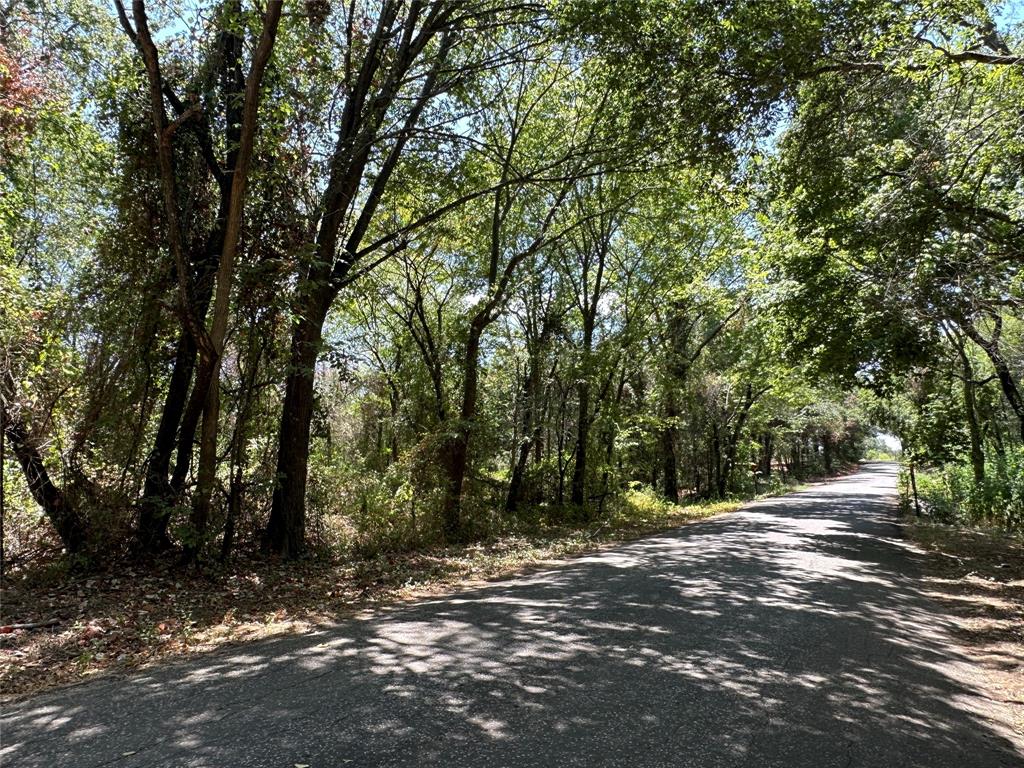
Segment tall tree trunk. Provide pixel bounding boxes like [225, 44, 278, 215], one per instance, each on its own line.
[955, 341, 986, 484]
[118, 0, 199, 554]
[570, 313, 596, 510]
[261, 11, 454, 558]
[711, 423, 723, 498]
[221, 458, 243, 563]
[690, 437, 701, 496]
[964, 377, 985, 485]
[264, 295, 330, 557]
[441, 323, 483, 539]
[571, 379, 590, 507]
[533, 360, 557, 473]
[555, 385, 569, 506]
[506, 347, 544, 513]
[188, 0, 283, 561]
[167, 359, 215, 498]
[131, 0, 244, 554]
[909, 460, 921, 516]
[661, 395, 679, 502]
[600, 371, 625, 502]
[136, 332, 197, 552]
[506, 433, 532, 513]
[135, 231, 223, 552]
[220, 325, 264, 562]
[759, 432, 774, 478]
[435, 87, 574, 530]
[721, 384, 758, 495]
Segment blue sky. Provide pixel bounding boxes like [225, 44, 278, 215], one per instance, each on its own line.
[996, 0, 1024, 28]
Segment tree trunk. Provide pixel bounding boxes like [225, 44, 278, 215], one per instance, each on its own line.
[506, 435, 532, 513]
[260, 9, 458, 557]
[135, 194, 227, 554]
[909, 460, 921, 516]
[555, 385, 569, 506]
[441, 323, 483, 539]
[962, 319, 1024, 442]
[189, 0, 283, 562]
[760, 432, 774, 479]
[220, 326, 264, 562]
[570, 379, 590, 507]
[131, 0, 249, 555]
[222, 454, 244, 563]
[264, 293, 330, 557]
[3, 415, 87, 554]
[721, 385, 757, 494]
[959, 350, 985, 485]
[135, 332, 197, 552]
[169, 359, 213, 495]
[440, 431, 469, 539]
[711, 422, 723, 498]
[506, 347, 544, 513]
[661, 395, 679, 502]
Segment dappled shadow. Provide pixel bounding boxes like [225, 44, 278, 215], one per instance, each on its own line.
[902, 520, 1024, 727]
[3, 464, 1021, 766]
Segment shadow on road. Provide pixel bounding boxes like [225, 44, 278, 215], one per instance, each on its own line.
[4, 463, 1021, 767]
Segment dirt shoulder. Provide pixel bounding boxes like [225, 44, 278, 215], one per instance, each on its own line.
[2, 499, 741, 701]
[0, 468, 859, 703]
[902, 519, 1024, 739]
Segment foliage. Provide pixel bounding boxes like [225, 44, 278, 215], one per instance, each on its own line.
[1, 0, 1020, 575]
[903, 448, 1024, 532]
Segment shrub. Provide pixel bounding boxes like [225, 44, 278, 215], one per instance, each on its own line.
[903, 449, 1024, 533]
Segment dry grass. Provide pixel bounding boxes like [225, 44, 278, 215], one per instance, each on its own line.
[0, 497, 743, 702]
[0, 467, 846, 703]
[904, 519, 1024, 738]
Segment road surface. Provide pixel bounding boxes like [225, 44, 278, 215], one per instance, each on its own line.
[3, 463, 1021, 766]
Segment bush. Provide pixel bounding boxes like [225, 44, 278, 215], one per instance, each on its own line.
[610, 483, 679, 524]
[902, 449, 1024, 532]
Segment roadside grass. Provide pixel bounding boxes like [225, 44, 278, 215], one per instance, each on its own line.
[0, 473, 824, 702]
[901, 517, 1024, 738]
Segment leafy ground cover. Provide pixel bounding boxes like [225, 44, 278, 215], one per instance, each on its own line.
[904, 519, 1024, 739]
[1, 490, 747, 701]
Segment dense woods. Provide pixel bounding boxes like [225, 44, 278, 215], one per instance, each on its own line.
[1, 0, 1021, 573]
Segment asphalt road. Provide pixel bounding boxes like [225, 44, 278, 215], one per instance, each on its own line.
[3, 463, 1021, 767]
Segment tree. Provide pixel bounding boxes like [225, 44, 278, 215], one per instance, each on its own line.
[264, 1, 532, 556]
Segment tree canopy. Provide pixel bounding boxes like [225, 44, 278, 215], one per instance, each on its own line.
[1, 0, 1021, 572]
